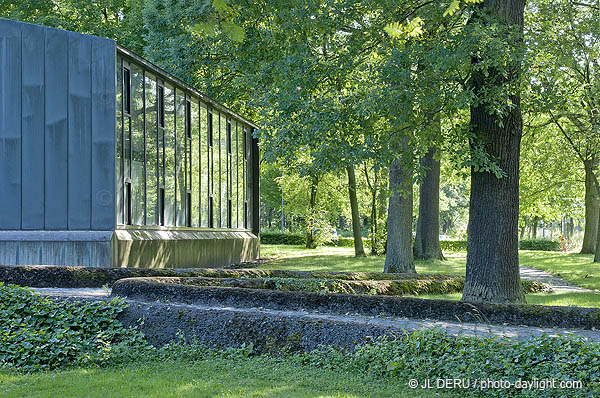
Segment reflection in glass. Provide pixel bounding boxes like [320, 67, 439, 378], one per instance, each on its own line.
[220, 112, 228, 228]
[201, 104, 209, 227]
[231, 121, 238, 228]
[164, 84, 176, 226]
[116, 57, 123, 225]
[191, 100, 200, 227]
[131, 65, 145, 225]
[145, 73, 158, 225]
[176, 89, 186, 226]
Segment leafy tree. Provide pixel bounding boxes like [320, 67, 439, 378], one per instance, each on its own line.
[519, 112, 584, 241]
[527, 0, 600, 253]
[461, 0, 527, 304]
[0, 0, 147, 53]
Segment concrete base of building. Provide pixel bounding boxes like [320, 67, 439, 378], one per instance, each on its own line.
[112, 229, 259, 268]
[0, 230, 259, 268]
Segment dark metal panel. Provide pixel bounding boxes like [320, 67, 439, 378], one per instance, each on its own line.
[91, 37, 116, 230]
[0, 19, 22, 229]
[21, 23, 45, 229]
[45, 28, 69, 229]
[67, 32, 92, 230]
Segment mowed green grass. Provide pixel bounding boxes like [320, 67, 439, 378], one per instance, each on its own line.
[519, 250, 597, 289]
[260, 244, 466, 274]
[0, 357, 455, 398]
[259, 244, 600, 307]
[418, 292, 600, 307]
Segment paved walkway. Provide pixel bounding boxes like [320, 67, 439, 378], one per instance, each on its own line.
[519, 265, 595, 292]
[32, 287, 111, 298]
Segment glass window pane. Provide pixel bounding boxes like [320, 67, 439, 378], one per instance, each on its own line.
[201, 104, 209, 227]
[176, 89, 186, 226]
[145, 73, 158, 226]
[164, 83, 176, 226]
[191, 100, 200, 227]
[243, 127, 247, 228]
[220, 112, 228, 228]
[116, 57, 123, 225]
[231, 120, 238, 228]
[131, 65, 145, 225]
[210, 109, 216, 227]
[236, 123, 244, 228]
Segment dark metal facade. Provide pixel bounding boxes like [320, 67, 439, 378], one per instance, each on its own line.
[0, 18, 116, 232]
[0, 18, 260, 268]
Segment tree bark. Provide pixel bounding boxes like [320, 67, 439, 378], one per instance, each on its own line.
[581, 160, 599, 254]
[462, 0, 526, 304]
[384, 152, 415, 273]
[347, 165, 366, 257]
[414, 147, 444, 260]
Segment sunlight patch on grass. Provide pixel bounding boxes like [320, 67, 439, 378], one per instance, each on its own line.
[416, 291, 600, 308]
[260, 244, 467, 274]
[519, 251, 598, 290]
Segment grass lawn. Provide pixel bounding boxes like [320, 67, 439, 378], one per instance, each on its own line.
[0, 357, 454, 398]
[418, 291, 600, 307]
[519, 250, 598, 290]
[260, 244, 466, 274]
[259, 244, 600, 307]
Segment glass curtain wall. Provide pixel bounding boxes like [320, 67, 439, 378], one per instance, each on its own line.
[145, 74, 158, 225]
[115, 56, 249, 231]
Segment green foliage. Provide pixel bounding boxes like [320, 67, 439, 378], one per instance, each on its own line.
[261, 233, 368, 248]
[260, 232, 305, 245]
[439, 240, 467, 252]
[0, 284, 149, 372]
[519, 239, 561, 252]
[299, 330, 600, 397]
[0, 0, 147, 54]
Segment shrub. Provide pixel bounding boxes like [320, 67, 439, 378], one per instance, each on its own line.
[299, 330, 600, 397]
[151, 275, 550, 295]
[439, 240, 467, 252]
[519, 239, 561, 251]
[260, 232, 305, 245]
[0, 283, 150, 371]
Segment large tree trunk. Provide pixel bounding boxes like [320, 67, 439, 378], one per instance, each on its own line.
[462, 0, 526, 304]
[347, 165, 366, 257]
[582, 160, 599, 254]
[384, 152, 415, 273]
[414, 147, 444, 260]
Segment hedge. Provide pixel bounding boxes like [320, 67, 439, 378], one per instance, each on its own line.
[260, 232, 305, 245]
[260, 234, 562, 253]
[130, 275, 550, 296]
[439, 240, 467, 252]
[518, 239, 562, 251]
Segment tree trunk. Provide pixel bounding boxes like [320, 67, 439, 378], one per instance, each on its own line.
[347, 165, 366, 257]
[531, 216, 539, 239]
[462, 0, 526, 304]
[581, 160, 599, 254]
[414, 147, 444, 260]
[384, 152, 415, 273]
[519, 223, 525, 239]
[371, 188, 379, 255]
[306, 175, 319, 249]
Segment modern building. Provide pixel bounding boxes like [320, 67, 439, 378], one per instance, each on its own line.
[0, 18, 260, 268]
